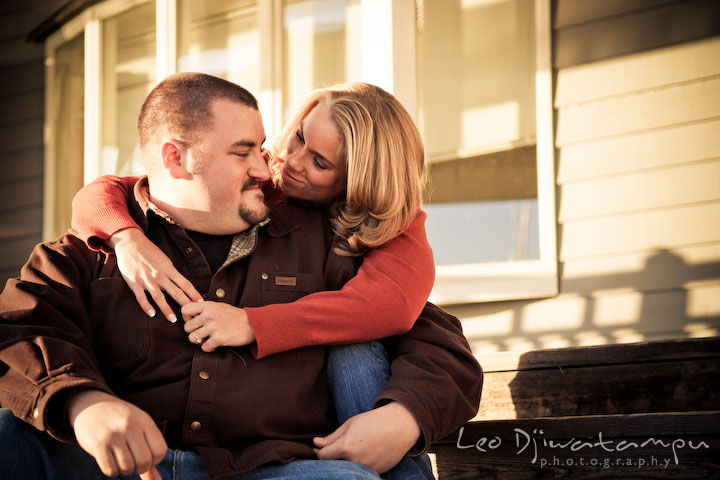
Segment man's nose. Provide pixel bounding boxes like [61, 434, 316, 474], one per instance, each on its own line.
[249, 150, 271, 181]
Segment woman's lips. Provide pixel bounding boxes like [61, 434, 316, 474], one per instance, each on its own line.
[282, 169, 303, 186]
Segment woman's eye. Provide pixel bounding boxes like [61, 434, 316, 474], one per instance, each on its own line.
[313, 157, 327, 170]
[295, 129, 305, 144]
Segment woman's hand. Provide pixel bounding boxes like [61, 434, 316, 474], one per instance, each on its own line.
[110, 228, 203, 322]
[181, 301, 256, 352]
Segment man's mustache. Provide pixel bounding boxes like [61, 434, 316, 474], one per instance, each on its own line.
[242, 178, 263, 192]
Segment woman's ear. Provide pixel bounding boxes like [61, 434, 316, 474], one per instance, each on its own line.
[161, 141, 192, 179]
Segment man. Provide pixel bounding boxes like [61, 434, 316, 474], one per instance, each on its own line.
[0, 73, 481, 479]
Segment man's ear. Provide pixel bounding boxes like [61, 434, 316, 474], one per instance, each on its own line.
[161, 141, 192, 179]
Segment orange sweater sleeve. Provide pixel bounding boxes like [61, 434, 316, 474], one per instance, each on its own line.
[70, 175, 143, 253]
[247, 210, 436, 358]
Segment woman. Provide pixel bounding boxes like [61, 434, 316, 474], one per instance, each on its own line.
[72, 82, 435, 478]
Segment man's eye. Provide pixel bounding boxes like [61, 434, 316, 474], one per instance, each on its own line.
[234, 152, 249, 158]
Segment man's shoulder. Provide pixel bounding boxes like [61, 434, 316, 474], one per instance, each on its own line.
[23, 233, 107, 277]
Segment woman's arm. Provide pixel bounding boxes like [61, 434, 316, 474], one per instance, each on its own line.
[71, 175, 203, 320]
[71, 175, 143, 252]
[246, 210, 435, 358]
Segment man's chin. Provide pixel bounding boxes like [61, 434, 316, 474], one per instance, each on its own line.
[239, 202, 270, 226]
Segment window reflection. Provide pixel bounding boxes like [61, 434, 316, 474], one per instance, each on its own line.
[177, 0, 259, 91]
[418, 0, 539, 265]
[282, 0, 362, 122]
[101, 1, 156, 176]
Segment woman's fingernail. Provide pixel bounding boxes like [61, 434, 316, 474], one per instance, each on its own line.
[147, 309, 156, 317]
[169, 313, 178, 323]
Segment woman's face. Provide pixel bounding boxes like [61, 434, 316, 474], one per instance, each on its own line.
[281, 104, 347, 204]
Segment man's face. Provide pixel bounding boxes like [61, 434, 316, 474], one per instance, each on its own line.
[184, 99, 271, 234]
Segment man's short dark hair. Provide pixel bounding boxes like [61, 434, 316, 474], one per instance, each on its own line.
[138, 72, 259, 149]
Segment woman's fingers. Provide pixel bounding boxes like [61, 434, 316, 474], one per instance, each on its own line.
[146, 284, 177, 323]
[168, 270, 203, 303]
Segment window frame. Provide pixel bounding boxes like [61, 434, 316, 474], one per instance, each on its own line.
[413, 0, 558, 305]
[44, 0, 557, 305]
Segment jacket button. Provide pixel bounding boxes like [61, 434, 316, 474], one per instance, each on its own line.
[199, 371, 210, 380]
[261, 273, 268, 280]
[215, 288, 225, 299]
[190, 421, 201, 431]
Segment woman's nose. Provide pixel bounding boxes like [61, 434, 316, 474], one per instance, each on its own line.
[285, 149, 304, 173]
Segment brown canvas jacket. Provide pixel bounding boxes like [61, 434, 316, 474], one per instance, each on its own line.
[0, 180, 482, 478]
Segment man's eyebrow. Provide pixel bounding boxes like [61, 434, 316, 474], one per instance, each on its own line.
[231, 138, 266, 149]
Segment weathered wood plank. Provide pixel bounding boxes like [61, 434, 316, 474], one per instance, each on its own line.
[555, 36, 720, 107]
[0, 176, 43, 213]
[0, 119, 43, 154]
[0, 62, 44, 97]
[557, 119, 720, 183]
[553, 0, 720, 68]
[559, 159, 720, 221]
[0, 147, 43, 182]
[556, 77, 720, 146]
[0, 206, 43, 242]
[559, 203, 720, 260]
[0, 235, 41, 270]
[0, 88, 43, 128]
[554, 0, 679, 29]
[432, 412, 720, 479]
[561, 244, 720, 295]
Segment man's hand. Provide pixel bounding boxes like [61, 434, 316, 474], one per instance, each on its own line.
[313, 402, 421, 473]
[68, 390, 167, 478]
[181, 301, 256, 351]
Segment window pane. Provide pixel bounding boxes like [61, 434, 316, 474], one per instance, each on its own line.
[101, 1, 156, 176]
[282, 0, 362, 122]
[418, 0, 538, 265]
[51, 33, 85, 238]
[178, 0, 260, 92]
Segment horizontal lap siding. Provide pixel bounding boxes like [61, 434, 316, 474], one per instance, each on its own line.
[0, 1, 66, 286]
[452, 1, 720, 356]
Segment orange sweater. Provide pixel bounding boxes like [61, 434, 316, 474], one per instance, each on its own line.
[71, 175, 435, 358]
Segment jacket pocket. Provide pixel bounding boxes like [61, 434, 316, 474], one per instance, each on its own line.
[88, 278, 150, 368]
[259, 272, 325, 306]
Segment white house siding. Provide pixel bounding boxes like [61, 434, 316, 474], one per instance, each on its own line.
[0, 0, 67, 287]
[446, 2, 720, 359]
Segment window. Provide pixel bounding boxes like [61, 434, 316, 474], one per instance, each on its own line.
[101, 1, 156, 177]
[44, 0, 556, 304]
[44, 32, 85, 240]
[417, 0, 557, 304]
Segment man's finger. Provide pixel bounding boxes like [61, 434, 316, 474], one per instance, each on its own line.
[314, 440, 344, 460]
[181, 302, 204, 320]
[93, 446, 120, 478]
[145, 429, 168, 466]
[139, 466, 162, 480]
[126, 437, 153, 475]
[111, 443, 136, 476]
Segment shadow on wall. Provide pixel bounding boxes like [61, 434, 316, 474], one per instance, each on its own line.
[448, 248, 720, 353]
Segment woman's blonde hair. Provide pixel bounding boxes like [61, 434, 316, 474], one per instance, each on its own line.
[271, 82, 427, 256]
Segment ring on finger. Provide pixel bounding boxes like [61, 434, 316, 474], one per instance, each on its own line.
[192, 333, 202, 344]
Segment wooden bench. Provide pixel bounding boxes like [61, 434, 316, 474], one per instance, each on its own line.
[429, 337, 720, 478]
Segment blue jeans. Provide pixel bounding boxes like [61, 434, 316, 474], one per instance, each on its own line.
[0, 411, 380, 479]
[327, 342, 434, 480]
[0, 343, 432, 479]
